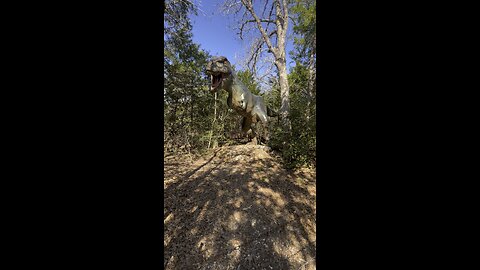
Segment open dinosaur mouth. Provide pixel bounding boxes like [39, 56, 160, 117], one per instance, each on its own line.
[211, 74, 223, 90]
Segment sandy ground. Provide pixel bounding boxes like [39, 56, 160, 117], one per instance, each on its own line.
[164, 144, 316, 270]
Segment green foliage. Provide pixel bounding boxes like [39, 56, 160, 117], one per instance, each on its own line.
[263, 62, 316, 170]
[164, 0, 215, 154]
[288, 62, 309, 94]
[290, 0, 316, 65]
[236, 69, 261, 95]
[261, 0, 317, 169]
[164, 0, 253, 154]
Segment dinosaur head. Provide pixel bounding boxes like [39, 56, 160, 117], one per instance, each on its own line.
[205, 56, 233, 93]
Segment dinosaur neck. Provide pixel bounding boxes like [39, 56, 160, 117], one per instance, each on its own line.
[222, 74, 240, 109]
[222, 74, 235, 93]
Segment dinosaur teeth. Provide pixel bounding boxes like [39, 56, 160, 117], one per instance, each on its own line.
[211, 74, 222, 89]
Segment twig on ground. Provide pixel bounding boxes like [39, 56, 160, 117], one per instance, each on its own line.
[242, 205, 252, 210]
[298, 258, 315, 270]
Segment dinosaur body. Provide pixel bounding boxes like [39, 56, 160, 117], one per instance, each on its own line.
[206, 56, 277, 143]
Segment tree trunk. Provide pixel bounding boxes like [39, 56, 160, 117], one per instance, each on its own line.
[275, 59, 291, 130]
[237, 0, 291, 130]
[306, 50, 315, 122]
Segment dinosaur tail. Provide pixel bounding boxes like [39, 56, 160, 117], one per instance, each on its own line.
[267, 106, 279, 117]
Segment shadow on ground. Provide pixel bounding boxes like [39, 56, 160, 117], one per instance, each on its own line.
[164, 145, 316, 270]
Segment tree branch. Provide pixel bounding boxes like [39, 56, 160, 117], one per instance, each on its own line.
[254, 56, 275, 87]
[247, 38, 264, 74]
[239, 19, 276, 40]
[274, 0, 283, 37]
[266, 1, 275, 32]
[282, 0, 289, 29]
[261, 0, 271, 18]
[288, 15, 298, 28]
[268, 30, 277, 37]
[222, 0, 243, 14]
[241, 0, 277, 55]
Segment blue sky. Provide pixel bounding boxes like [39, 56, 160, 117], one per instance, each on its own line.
[188, 0, 295, 73]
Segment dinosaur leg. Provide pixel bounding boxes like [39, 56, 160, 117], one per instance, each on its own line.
[241, 116, 254, 143]
[252, 108, 269, 145]
[250, 115, 262, 145]
[261, 121, 269, 145]
[250, 120, 259, 145]
[258, 120, 269, 145]
[244, 128, 256, 142]
[259, 112, 269, 145]
[241, 116, 252, 132]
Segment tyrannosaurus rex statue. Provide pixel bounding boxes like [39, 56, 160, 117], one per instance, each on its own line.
[205, 56, 277, 144]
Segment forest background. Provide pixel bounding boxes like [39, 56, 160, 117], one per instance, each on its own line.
[164, 0, 316, 169]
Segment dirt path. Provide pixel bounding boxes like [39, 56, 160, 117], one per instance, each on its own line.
[164, 144, 316, 270]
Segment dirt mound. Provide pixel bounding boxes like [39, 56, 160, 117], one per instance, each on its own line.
[164, 144, 316, 270]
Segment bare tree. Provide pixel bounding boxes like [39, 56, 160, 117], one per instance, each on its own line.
[223, 0, 293, 129]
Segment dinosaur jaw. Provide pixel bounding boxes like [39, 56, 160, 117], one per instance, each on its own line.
[210, 73, 224, 92]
